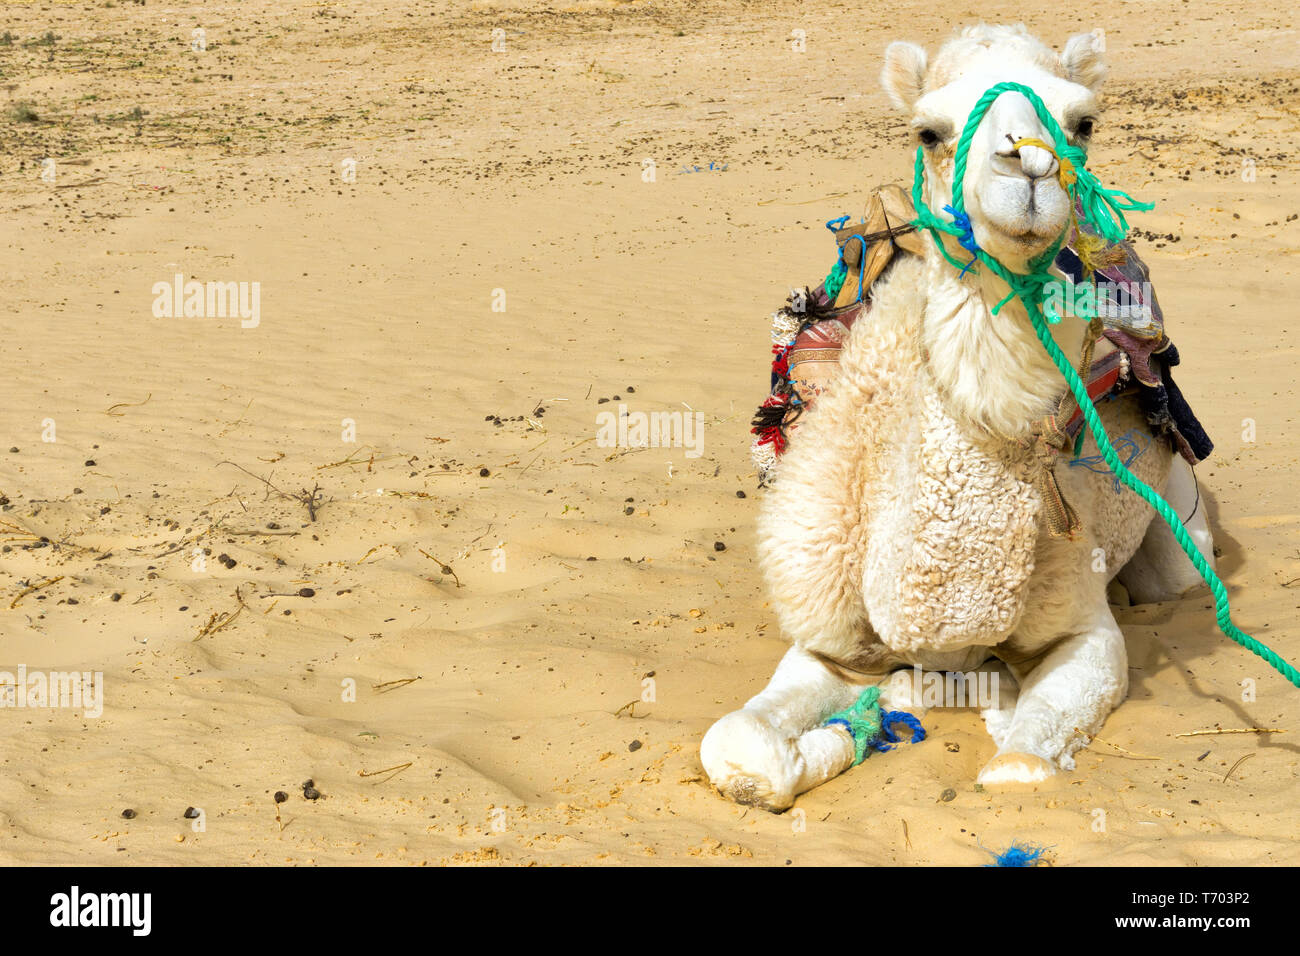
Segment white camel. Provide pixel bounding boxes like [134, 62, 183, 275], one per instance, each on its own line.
[701, 23, 1216, 810]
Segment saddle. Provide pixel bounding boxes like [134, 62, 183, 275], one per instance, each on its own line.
[751, 184, 1213, 502]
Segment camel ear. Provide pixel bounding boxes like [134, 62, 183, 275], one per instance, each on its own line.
[1061, 31, 1108, 93]
[881, 41, 928, 111]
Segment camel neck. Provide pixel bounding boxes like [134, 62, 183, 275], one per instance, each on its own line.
[917, 243, 1086, 442]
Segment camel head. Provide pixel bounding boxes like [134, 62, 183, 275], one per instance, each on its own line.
[882, 24, 1107, 270]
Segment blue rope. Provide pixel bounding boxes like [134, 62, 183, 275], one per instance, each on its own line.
[879, 710, 926, 749]
[942, 203, 980, 276]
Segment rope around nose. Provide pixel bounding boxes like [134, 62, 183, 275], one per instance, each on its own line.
[909, 81, 1300, 689]
[1009, 136, 1076, 189]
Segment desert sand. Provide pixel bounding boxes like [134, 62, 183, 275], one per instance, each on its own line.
[0, 0, 1297, 865]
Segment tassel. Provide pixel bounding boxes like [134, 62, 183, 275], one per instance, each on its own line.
[1074, 230, 1126, 277]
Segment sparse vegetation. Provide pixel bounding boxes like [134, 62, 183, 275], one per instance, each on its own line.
[6, 101, 40, 124]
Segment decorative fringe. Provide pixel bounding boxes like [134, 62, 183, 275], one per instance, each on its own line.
[1074, 229, 1127, 277]
[770, 309, 802, 345]
[751, 441, 778, 487]
[751, 396, 792, 456]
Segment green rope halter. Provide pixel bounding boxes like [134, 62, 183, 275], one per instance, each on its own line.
[910, 81, 1300, 689]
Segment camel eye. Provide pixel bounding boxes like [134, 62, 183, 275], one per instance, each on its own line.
[918, 128, 941, 147]
[1075, 117, 1096, 138]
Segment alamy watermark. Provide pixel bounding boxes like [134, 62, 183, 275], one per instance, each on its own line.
[152, 273, 260, 328]
[595, 403, 704, 458]
[0, 666, 103, 718]
[1043, 278, 1154, 323]
[908, 666, 998, 708]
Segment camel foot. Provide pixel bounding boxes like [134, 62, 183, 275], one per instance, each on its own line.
[700, 710, 800, 812]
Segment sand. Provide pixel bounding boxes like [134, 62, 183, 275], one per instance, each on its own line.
[0, 0, 1297, 865]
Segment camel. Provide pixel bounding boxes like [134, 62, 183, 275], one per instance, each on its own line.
[701, 23, 1217, 810]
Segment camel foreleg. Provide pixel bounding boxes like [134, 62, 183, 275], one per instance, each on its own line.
[700, 649, 927, 811]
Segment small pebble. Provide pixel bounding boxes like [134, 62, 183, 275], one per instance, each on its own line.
[121, 808, 136, 819]
[273, 791, 288, 804]
[735, 490, 746, 498]
[628, 740, 642, 752]
[479, 467, 490, 477]
[713, 541, 726, 552]
[940, 788, 956, 803]
[304, 787, 321, 801]
[84, 460, 96, 467]
[297, 587, 315, 598]
[183, 807, 200, 819]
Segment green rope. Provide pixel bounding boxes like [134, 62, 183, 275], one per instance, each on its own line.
[824, 258, 848, 300]
[909, 81, 1300, 689]
[824, 686, 882, 766]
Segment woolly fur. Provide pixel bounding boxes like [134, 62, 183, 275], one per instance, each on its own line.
[757, 253, 1173, 674]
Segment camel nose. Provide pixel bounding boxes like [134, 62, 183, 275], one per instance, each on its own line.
[1004, 134, 1058, 181]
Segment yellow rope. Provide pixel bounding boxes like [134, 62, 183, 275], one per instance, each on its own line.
[1012, 137, 1119, 276]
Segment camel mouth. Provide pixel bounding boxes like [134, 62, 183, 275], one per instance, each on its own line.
[980, 179, 1071, 252]
[1006, 220, 1063, 243]
[985, 214, 1066, 252]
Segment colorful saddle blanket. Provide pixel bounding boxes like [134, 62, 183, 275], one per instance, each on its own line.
[750, 195, 1213, 485]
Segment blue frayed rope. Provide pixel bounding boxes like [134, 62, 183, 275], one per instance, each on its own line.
[942, 203, 980, 276]
[1068, 428, 1150, 492]
[983, 841, 1051, 867]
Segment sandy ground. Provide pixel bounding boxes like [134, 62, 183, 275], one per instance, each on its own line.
[0, 0, 1297, 865]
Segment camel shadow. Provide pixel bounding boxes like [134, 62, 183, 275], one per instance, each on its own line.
[1115, 483, 1300, 757]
